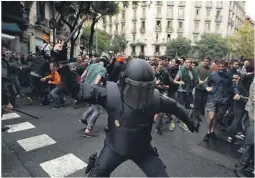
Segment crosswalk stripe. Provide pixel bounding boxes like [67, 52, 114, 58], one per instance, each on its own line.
[40, 153, 87, 177]
[7, 122, 35, 133]
[17, 134, 57, 152]
[2, 113, 21, 120]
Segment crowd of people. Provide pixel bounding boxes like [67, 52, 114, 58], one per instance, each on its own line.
[1, 43, 254, 176]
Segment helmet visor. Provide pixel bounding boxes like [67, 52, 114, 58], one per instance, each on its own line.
[123, 78, 155, 109]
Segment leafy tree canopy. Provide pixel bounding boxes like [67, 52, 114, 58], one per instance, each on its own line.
[109, 34, 128, 53]
[165, 37, 192, 58]
[196, 33, 229, 60]
[227, 21, 254, 59]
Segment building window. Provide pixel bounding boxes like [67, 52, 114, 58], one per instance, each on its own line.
[178, 21, 183, 29]
[156, 33, 159, 41]
[216, 1, 223, 8]
[156, 20, 161, 29]
[216, 23, 220, 31]
[167, 34, 171, 41]
[142, 8, 146, 17]
[157, 7, 161, 18]
[141, 21, 145, 30]
[167, 21, 172, 28]
[132, 46, 136, 54]
[36, 2, 45, 21]
[115, 25, 118, 32]
[205, 22, 211, 32]
[133, 22, 136, 29]
[206, 9, 211, 17]
[155, 46, 160, 53]
[141, 46, 144, 53]
[167, 6, 173, 18]
[133, 34, 136, 41]
[216, 10, 221, 18]
[195, 8, 199, 16]
[121, 24, 125, 32]
[193, 34, 198, 42]
[178, 8, 184, 19]
[180, 1, 185, 5]
[122, 11, 125, 19]
[194, 21, 199, 30]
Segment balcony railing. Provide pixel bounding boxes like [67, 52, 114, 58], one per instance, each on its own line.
[178, 1, 186, 6]
[156, 1, 163, 6]
[194, 15, 200, 21]
[132, 28, 137, 34]
[140, 28, 145, 33]
[167, 1, 174, 6]
[166, 15, 174, 20]
[155, 26, 162, 32]
[154, 52, 160, 56]
[141, 14, 146, 20]
[194, 2, 201, 8]
[215, 16, 222, 22]
[114, 19, 119, 24]
[193, 29, 199, 34]
[114, 31, 118, 36]
[178, 16, 185, 20]
[132, 16, 137, 21]
[205, 2, 212, 8]
[121, 18, 125, 23]
[178, 28, 184, 32]
[166, 27, 173, 33]
[131, 51, 136, 56]
[156, 15, 162, 19]
[205, 17, 211, 21]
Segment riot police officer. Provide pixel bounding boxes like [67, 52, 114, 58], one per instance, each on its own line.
[78, 59, 200, 177]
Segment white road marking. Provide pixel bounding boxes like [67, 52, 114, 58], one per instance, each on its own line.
[40, 153, 87, 177]
[17, 134, 57, 152]
[7, 122, 35, 133]
[2, 113, 21, 120]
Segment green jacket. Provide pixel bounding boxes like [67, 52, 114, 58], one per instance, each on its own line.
[180, 67, 199, 91]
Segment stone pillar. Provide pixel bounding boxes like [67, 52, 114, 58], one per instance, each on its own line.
[29, 29, 36, 53]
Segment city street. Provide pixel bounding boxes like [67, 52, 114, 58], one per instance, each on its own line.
[2, 97, 239, 177]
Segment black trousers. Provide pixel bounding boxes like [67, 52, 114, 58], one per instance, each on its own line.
[88, 139, 168, 177]
[194, 89, 207, 116]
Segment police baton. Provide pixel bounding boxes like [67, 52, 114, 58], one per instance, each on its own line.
[14, 109, 39, 120]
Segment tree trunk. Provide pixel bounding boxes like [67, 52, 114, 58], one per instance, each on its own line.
[88, 20, 97, 58]
[70, 38, 75, 59]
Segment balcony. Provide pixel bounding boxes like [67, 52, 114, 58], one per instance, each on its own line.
[205, 17, 211, 22]
[156, 15, 162, 19]
[177, 16, 185, 20]
[177, 28, 184, 32]
[141, 14, 146, 20]
[166, 27, 173, 33]
[167, 1, 174, 6]
[178, 1, 186, 7]
[193, 29, 199, 34]
[216, 3, 223, 9]
[132, 16, 137, 21]
[154, 52, 160, 56]
[205, 2, 212, 8]
[140, 28, 145, 33]
[114, 19, 119, 24]
[215, 17, 222, 22]
[194, 2, 201, 8]
[121, 30, 125, 35]
[114, 31, 118, 36]
[156, 1, 163, 6]
[121, 18, 125, 23]
[132, 28, 137, 34]
[166, 15, 174, 20]
[194, 16, 200, 21]
[155, 26, 162, 32]
[141, 1, 147, 7]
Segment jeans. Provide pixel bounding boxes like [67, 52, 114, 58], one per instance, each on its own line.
[10, 75, 20, 95]
[50, 86, 66, 106]
[82, 104, 102, 130]
[194, 89, 208, 116]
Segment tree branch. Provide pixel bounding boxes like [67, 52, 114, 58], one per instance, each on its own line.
[72, 9, 82, 30]
[74, 25, 82, 41]
[60, 15, 72, 30]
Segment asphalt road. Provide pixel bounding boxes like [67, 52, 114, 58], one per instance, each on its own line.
[2, 98, 240, 177]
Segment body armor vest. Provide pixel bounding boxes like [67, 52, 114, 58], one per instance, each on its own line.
[105, 82, 160, 157]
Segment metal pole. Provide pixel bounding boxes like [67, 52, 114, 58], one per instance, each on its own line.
[53, 2, 56, 46]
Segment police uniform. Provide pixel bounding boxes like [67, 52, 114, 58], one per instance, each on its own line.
[78, 59, 199, 177]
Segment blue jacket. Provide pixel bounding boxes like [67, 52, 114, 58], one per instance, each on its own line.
[204, 70, 239, 104]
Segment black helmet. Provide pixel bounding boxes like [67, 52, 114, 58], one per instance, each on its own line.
[119, 59, 156, 109]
